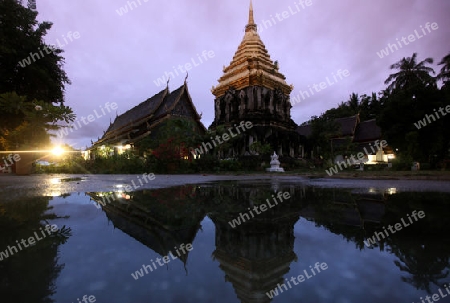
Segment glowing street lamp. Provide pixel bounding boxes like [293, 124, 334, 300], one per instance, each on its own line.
[52, 146, 64, 156]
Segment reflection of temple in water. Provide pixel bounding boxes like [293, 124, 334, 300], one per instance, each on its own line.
[87, 183, 412, 303]
[87, 186, 205, 265]
[209, 214, 299, 303]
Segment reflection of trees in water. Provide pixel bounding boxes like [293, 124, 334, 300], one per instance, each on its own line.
[204, 184, 450, 296]
[309, 189, 450, 294]
[390, 243, 449, 293]
[0, 196, 72, 303]
[89, 182, 450, 298]
[381, 192, 450, 293]
[301, 188, 371, 251]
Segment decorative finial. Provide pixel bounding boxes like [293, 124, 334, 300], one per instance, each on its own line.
[184, 72, 189, 83]
[249, 0, 254, 24]
[166, 77, 170, 88]
[245, 0, 257, 32]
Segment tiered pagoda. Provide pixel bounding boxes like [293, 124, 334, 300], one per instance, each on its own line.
[210, 1, 301, 157]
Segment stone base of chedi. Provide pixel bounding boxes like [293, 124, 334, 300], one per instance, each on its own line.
[266, 152, 284, 172]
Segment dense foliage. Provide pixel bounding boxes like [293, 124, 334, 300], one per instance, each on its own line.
[0, 0, 74, 150]
[305, 52, 450, 167]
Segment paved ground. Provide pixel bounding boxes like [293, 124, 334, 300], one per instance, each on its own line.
[1, 174, 450, 199]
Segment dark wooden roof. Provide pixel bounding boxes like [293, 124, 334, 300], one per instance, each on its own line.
[93, 82, 205, 146]
[153, 85, 183, 117]
[106, 88, 168, 134]
[335, 115, 360, 137]
[353, 119, 382, 143]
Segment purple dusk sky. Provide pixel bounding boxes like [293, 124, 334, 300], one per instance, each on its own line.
[34, 0, 450, 150]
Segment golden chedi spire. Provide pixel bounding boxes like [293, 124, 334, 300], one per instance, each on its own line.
[246, 0, 257, 32]
[211, 0, 293, 98]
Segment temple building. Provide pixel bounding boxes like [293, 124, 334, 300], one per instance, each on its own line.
[297, 115, 394, 163]
[209, 1, 301, 157]
[88, 81, 206, 158]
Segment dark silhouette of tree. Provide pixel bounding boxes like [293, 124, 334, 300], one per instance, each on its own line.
[0, 0, 74, 150]
[384, 53, 436, 94]
[0, 0, 70, 104]
[347, 93, 360, 113]
[391, 245, 449, 293]
[0, 196, 72, 303]
[378, 53, 444, 162]
[437, 52, 450, 88]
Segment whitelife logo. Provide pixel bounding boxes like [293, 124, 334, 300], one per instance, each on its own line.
[92, 173, 156, 209]
[0, 224, 59, 261]
[325, 140, 388, 177]
[190, 121, 253, 158]
[266, 262, 328, 298]
[153, 50, 215, 87]
[414, 105, 450, 130]
[131, 243, 193, 280]
[18, 31, 81, 68]
[57, 102, 118, 139]
[290, 69, 350, 106]
[363, 210, 425, 247]
[376, 22, 439, 59]
[257, 0, 313, 34]
[0, 153, 21, 172]
[116, 0, 149, 16]
[228, 191, 291, 228]
[71, 295, 96, 303]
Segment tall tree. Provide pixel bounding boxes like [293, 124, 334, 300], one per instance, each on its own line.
[347, 93, 360, 113]
[0, 0, 74, 150]
[0, 0, 70, 104]
[437, 52, 450, 89]
[379, 54, 443, 162]
[384, 53, 436, 95]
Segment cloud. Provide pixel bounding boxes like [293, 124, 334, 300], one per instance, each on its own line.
[35, 0, 450, 148]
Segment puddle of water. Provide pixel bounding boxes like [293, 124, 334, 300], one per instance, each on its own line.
[1, 182, 450, 302]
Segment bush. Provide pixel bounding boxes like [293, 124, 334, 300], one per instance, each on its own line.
[219, 159, 241, 171]
[365, 163, 388, 171]
[193, 154, 220, 172]
[238, 155, 265, 171]
[420, 163, 431, 170]
[391, 155, 414, 171]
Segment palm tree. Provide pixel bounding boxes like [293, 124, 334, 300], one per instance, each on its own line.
[346, 93, 360, 113]
[384, 53, 436, 93]
[437, 52, 450, 86]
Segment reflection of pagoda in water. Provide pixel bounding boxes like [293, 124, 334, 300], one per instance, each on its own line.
[210, 215, 299, 303]
[87, 181, 390, 303]
[87, 185, 206, 265]
[205, 181, 303, 303]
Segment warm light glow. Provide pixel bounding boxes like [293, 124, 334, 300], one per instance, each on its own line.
[388, 154, 396, 160]
[50, 178, 61, 184]
[387, 188, 397, 195]
[52, 146, 64, 156]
